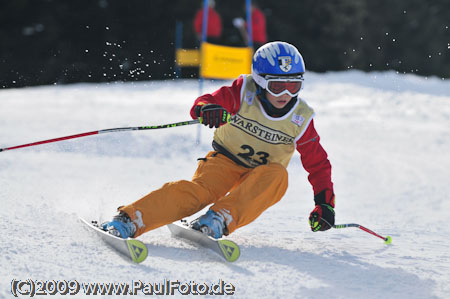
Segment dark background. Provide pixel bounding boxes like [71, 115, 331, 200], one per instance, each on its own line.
[1, 0, 449, 88]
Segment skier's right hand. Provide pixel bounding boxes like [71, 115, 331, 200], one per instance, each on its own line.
[194, 104, 230, 128]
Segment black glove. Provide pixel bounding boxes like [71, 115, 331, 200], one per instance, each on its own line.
[309, 189, 335, 232]
[194, 104, 230, 128]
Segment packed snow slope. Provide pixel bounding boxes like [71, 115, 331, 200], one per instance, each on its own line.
[1, 71, 449, 298]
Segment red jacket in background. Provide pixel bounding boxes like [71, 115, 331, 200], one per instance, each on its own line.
[251, 7, 267, 44]
[193, 7, 222, 38]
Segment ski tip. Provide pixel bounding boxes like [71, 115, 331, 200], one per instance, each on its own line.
[218, 239, 240, 262]
[126, 239, 148, 263]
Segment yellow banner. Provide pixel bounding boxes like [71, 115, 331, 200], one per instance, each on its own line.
[175, 49, 200, 67]
[200, 42, 253, 80]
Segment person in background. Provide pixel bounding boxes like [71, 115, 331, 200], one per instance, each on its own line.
[233, 2, 267, 49]
[193, 0, 222, 44]
[102, 41, 336, 241]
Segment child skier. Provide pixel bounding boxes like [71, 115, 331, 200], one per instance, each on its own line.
[103, 41, 335, 239]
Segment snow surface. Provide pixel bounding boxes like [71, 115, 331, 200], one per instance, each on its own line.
[1, 70, 449, 298]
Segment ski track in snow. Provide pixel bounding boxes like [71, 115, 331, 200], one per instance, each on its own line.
[1, 71, 449, 298]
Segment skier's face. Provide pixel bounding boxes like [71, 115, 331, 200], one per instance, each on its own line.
[265, 91, 292, 109]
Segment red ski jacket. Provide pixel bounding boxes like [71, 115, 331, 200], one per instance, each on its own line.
[250, 7, 267, 44]
[190, 76, 333, 195]
[193, 7, 222, 38]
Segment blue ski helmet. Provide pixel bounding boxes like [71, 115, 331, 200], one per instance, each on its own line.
[252, 41, 305, 96]
[252, 41, 305, 76]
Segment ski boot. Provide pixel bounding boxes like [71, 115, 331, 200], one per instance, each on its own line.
[191, 209, 226, 239]
[102, 211, 136, 239]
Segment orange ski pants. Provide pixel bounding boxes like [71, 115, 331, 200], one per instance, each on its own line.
[120, 151, 288, 237]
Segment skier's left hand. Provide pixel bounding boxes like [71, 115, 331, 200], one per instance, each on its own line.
[309, 189, 335, 232]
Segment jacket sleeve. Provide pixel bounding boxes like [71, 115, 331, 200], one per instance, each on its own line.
[296, 119, 334, 195]
[190, 76, 243, 119]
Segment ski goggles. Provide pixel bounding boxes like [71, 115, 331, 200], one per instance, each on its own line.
[254, 74, 304, 97]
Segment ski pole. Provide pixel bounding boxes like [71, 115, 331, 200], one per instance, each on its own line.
[333, 223, 392, 244]
[0, 119, 200, 153]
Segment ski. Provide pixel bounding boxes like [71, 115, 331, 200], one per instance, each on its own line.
[79, 218, 148, 263]
[167, 221, 240, 262]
